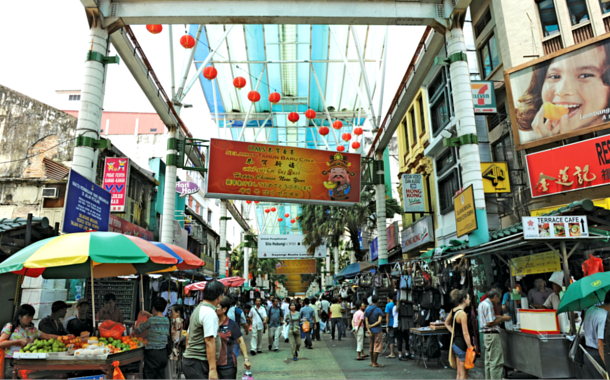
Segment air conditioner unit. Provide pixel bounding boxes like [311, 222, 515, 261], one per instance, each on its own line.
[41, 188, 58, 198]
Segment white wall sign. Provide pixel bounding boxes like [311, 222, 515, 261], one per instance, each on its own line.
[257, 234, 327, 258]
[522, 216, 589, 239]
[402, 174, 425, 213]
[401, 215, 434, 252]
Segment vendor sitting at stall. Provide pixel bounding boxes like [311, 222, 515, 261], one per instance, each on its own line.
[63, 299, 94, 336]
[533, 276, 563, 310]
[527, 278, 554, 309]
[38, 301, 69, 336]
[96, 293, 124, 324]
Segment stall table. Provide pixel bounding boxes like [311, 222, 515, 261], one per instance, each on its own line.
[12, 348, 144, 379]
[410, 327, 449, 369]
[500, 329, 574, 378]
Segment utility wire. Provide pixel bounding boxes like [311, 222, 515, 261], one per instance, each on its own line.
[0, 134, 83, 165]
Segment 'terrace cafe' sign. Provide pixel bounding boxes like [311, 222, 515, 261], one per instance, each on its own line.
[176, 181, 199, 197]
[523, 216, 589, 239]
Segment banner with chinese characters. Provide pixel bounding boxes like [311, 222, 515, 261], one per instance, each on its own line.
[102, 157, 129, 212]
[510, 251, 562, 276]
[205, 139, 361, 206]
[525, 135, 610, 198]
[523, 216, 589, 239]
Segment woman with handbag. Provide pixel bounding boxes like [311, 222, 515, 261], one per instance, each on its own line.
[444, 289, 474, 380]
[284, 302, 302, 361]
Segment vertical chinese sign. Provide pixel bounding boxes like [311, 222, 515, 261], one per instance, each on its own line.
[102, 158, 129, 212]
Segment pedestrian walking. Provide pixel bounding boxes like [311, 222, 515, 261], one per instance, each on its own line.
[216, 296, 251, 379]
[445, 289, 474, 380]
[135, 297, 170, 379]
[183, 280, 225, 379]
[395, 303, 411, 362]
[330, 298, 343, 341]
[352, 301, 367, 360]
[340, 297, 349, 338]
[310, 297, 321, 341]
[281, 297, 291, 342]
[267, 298, 283, 352]
[365, 295, 384, 368]
[284, 302, 302, 361]
[167, 304, 184, 379]
[300, 298, 316, 349]
[384, 295, 396, 358]
[319, 297, 330, 333]
[248, 298, 267, 356]
[478, 288, 511, 379]
[582, 291, 610, 379]
[227, 297, 248, 360]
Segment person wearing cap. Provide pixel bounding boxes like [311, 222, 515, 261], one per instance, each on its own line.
[38, 301, 69, 336]
[64, 299, 94, 336]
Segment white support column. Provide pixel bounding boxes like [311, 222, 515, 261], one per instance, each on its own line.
[326, 247, 331, 279]
[446, 23, 489, 246]
[350, 250, 356, 264]
[218, 200, 228, 278]
[334, 246, 339, 274]
[161, 127, 178, 244]
[72, 25, 109, 181]
[375, 151, 388, 265]
[244, 246, 250, 287]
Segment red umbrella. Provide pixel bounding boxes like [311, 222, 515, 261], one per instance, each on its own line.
[151, 242, 205, 270]
[185, 276, 246, 294]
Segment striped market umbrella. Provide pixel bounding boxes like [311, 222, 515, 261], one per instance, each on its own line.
[151, 242, 205, 270]
[185, 277, 246, 294]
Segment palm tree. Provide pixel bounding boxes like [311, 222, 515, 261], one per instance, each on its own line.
[298, 188, 401, 262]
[228, 242, 281, 280]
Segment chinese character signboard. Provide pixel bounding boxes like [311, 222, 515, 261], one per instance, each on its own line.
[62, 169, 111, 234]
[102, 157, 129, 212]
[454, 185, 477, 238]
[275, 259, 317, 274]
[205, 139, 361, 206]
[401, 174, 425, 213]
[523, 216, 589, 239]
[472, 81, 497, 113]
[505, 34, 610, 150]
[525, 134, 610, 198]
[510, 251, 562, 276]
[401, 215, 434, 253]
[257, 235, 326, 258]
[481, 162, 511, 193]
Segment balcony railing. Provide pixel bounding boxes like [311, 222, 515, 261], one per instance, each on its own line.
[572, 22, 594, 45]
[542, 35, 563, 55]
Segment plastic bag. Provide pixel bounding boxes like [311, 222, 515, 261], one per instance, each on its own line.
[319, 321, 326, 332]
[302, 320, 310, 333]
[134, 313, 148, 338]
[464, 347, 476, 370]
[99, 320, 126, 340]
[112, 360, 125, 380]
[282, 324, 289, 340]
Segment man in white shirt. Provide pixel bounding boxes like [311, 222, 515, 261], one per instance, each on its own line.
[541, 280, 562, 310]
[320, 297, 331, 333]
[248, 298, 268, 355]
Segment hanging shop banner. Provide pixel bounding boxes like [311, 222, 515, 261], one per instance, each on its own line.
[257, 234, 326, 258]
[505, 34, 610, 150]
[510, 251, 562, 276]
[522, 216, 589, 239]
[472, 81, 497, 113]
[102, 157, 129, 213]
[401, 215, 434, 253]
[275, 259, 317, 274]
[481, 162, 511, 193]
[205, 139, 361, 206]
[401, 173, 426, 213]
[62, 169, 111, 234]
[108, 214, 153, 241]
[525, 134, 610, 198]
[370, 237, 379, 261]
[387, 221, 400, 252]
[454, 185, 477, 238]
[176, 181, 199, 197]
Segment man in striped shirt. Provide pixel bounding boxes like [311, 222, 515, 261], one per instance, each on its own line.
[478, 289, 511, 379]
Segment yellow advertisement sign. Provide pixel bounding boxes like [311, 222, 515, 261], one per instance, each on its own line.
[454, 185, 478, 238]
[481, 162, 511, 193]
[510, 251, 561, 276]
[275, 259, 316, 274]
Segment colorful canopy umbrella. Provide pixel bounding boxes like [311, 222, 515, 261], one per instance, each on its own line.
[0, 232, 179, 279]
[151, 242, 205, 270]
[185, 277, 246, 294]
[557, 272, 610, 314]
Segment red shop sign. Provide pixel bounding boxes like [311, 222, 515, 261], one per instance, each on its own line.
[108, 214, 154, 241]
[526, 135, 610, 198]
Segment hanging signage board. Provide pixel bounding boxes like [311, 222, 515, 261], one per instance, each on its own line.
[257, 234, 326, 258]
[176, 181, 199, 197]
[510, 251, 562, 276]
[387, 221, 400, 251]
[62, 169, 111, 234]
[472, 81, 497, 113]
[205, 138, 361, 206]
[401, 215, 434, 253]
[108, 214, 153, 241]
[522, 216, 589, 239]
[454, 185, 477, 238]
[481, 162, 511, 193]
[275, 259, 316, 274]
[525, 134, 610, 198]
[370, 237, 379, 261]
[401, 174, 426, 213]
[102, 157, 129, 213]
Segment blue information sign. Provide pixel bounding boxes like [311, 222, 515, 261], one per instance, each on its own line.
[370, 237, 379, 261]
[62, 169, 111, 234]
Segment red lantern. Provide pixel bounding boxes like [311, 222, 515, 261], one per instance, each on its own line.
[203, 66, 217, 80]
[254, 201, 260, 204]
[180, 34, 196, 49]
[246, 200, 252, 204]
[337, 146, 345, 152]
[146, 25, 163, 34]
[296, 216, 299, 220]
[352, 141, 361, 149]
[332, 120, 343, 130]
[342, 133, 352, 142]
[269, 92, 281, 105]
[285, 213, 290, 218]
[271, 207, 276, 212]
[265, 208, 270, 213]
[233, 77, 247, 89]
[278, 218, 283, 222]
[288, 112, 300, 123]
[248, 91, 261, 103]
[291, 219, 296, 224]
[305, 109, 317, 119]
[353, 127, 363, 136]
[318, 126, 329, 136]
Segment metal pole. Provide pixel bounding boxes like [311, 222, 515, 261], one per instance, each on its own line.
[238, 64, 267, 141]
[25, 213, 32, 247]
[213, 78, 220, 138]
[218, 200, 228, 278]
[311, 64, 340, 146]
[169, 26, 176, 98]
[253, 113, 274, 141]
[311, 120, 331, 150]
[377, 26, 389, 128]
[90, 260, 96, 331]
[375, 151, 388, 265]
[160, 126, 178, 244]
[244, 246, 250, 287]
[560, 241, 576, 334]
[334, 246, 339, 275]
[350, 27, 378, 129]
[175, 25, 203, 101]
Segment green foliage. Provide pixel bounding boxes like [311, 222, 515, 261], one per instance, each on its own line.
[228, 242, 281, 279]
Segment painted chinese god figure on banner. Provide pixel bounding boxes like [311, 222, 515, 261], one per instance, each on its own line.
[322, 153, 355, 201]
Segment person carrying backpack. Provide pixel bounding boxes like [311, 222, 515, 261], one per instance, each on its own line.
[364, 295, 384, 368]
[267, 298, 283, 352]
